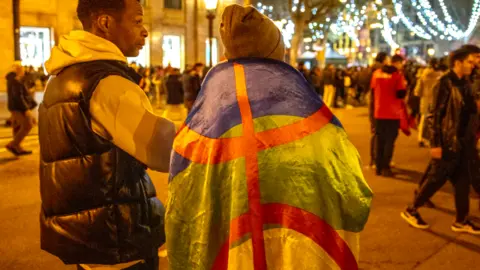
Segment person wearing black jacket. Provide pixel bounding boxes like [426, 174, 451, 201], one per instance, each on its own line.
[183, 63, 204, 112]
[401, 48, 480, 235]
[6, 64, 37, 156]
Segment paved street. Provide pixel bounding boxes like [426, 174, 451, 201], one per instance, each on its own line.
[0, 93, 479, 269]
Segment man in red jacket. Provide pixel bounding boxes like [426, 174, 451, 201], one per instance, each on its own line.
[371, 54, 407, 177]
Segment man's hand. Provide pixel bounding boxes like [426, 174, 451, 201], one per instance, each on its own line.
[430, 147, 442, 159]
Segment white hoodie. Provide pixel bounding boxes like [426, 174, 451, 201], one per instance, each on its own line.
[45, 30, 175, 173]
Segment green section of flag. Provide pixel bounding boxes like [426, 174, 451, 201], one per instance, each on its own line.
[257, 123, 372, 233]
[219, 115, 303, 138]
[166, 157, 249, 270]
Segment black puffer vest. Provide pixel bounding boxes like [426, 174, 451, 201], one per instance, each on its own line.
[39, 60, 165, 265]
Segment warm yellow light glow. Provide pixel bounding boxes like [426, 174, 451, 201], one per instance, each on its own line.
[427, 48, 435, 56]
[205, 0, 218, 11]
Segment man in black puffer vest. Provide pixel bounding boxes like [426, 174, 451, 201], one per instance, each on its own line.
[39, 0, 176, 269]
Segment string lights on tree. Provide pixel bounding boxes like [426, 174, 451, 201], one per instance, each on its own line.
[392, 0, 480, 40]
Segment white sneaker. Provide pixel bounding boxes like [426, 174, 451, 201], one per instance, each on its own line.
[451, 220, 480, 235]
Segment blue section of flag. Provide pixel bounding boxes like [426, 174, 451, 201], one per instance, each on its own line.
[239, 58, 323, 119]
[184, 59, 342, 140]
[185, 62, 242, 138]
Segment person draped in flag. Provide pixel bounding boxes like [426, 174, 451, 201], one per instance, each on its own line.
[166, 4, 373, 270]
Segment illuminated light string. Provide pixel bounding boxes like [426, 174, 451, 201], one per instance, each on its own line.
[380, 8, 399, 49]
[413, 0, 461, 39]
[392, 0, 432, 39]
[392, 0, 480, 40]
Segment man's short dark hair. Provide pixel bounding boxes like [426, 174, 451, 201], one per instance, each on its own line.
[460, 44, 480, 54]
[391, 54, 404, 64]
[375, 52, 388, 64]
[77, 0, 136, 30]
[428, 58, 438, 68]
[449, 48, 472, 68]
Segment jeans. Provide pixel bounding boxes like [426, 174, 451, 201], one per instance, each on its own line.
[414, 154, 472, 222]
[375, 119, 400, 173]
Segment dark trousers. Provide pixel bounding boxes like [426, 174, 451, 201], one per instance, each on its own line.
[414, 155, 472, 222]
[375, 119, 400, 172]
[370, 133, 376, 165]
[77, 256, 159, 270]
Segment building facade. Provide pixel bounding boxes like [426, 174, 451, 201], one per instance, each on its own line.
[1, 0, 243, 91]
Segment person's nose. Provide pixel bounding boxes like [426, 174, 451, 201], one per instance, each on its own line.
[142, 26, 149, 38]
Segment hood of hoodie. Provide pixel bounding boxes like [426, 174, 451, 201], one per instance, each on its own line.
[45, 30, 127, 75]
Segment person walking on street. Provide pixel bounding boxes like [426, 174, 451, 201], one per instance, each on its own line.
[40, 0, 176, 269]
[163, 68, 185, 121]
[414, 58, 444, 147]
[183, 62, 204, 113]
[401, 48, 480, 235]
[323, 64, 336, 107]
[310, 66, 324, 97]
[371, 54, 407, 177]
[368, 52, 390, 168]
[5, 63, 37, 156]
[166, 5, 372, 269]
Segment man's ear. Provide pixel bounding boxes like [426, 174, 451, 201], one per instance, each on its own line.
[96, 15, 113, 35]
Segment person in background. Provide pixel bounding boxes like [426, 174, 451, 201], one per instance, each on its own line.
[297, 61, 310, 83]
[334, 67, 346, 108]
[310, 66, 324, 97]
[40, 0, 176, 268]
[368, 52, 390, 169]
[460, 44, 480, 211]
[183, 62, 204, 113]
[414, 58, 444, 147]
[371, 54, 407, 177]
[152, 66, 165, 108]
[357, 66, 371, 106]
[323, 64, 336, 107]
[401, 48, 480, 235]
[140, 67, 156, 102]
[162, 68, 185, 121]
[5, 63, 37, 156]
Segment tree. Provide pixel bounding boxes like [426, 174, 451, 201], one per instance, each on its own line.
[288, 0, 341, 65]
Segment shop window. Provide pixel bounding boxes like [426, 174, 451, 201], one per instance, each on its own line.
[205, 38, 218, 66]
[19, 27, 52, 68]
[163, 35, 182, 69]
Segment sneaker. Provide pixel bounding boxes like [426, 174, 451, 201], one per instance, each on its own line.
[451, 220, 480, 235]
[401, 208, 430, 229]
[5, 145, 33, 156]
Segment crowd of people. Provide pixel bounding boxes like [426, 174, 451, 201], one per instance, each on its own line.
[129, 62, 205, 115]
[295, 62, 374, 109]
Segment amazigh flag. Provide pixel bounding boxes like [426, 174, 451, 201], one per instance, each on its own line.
[166, 59, 373, 270]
